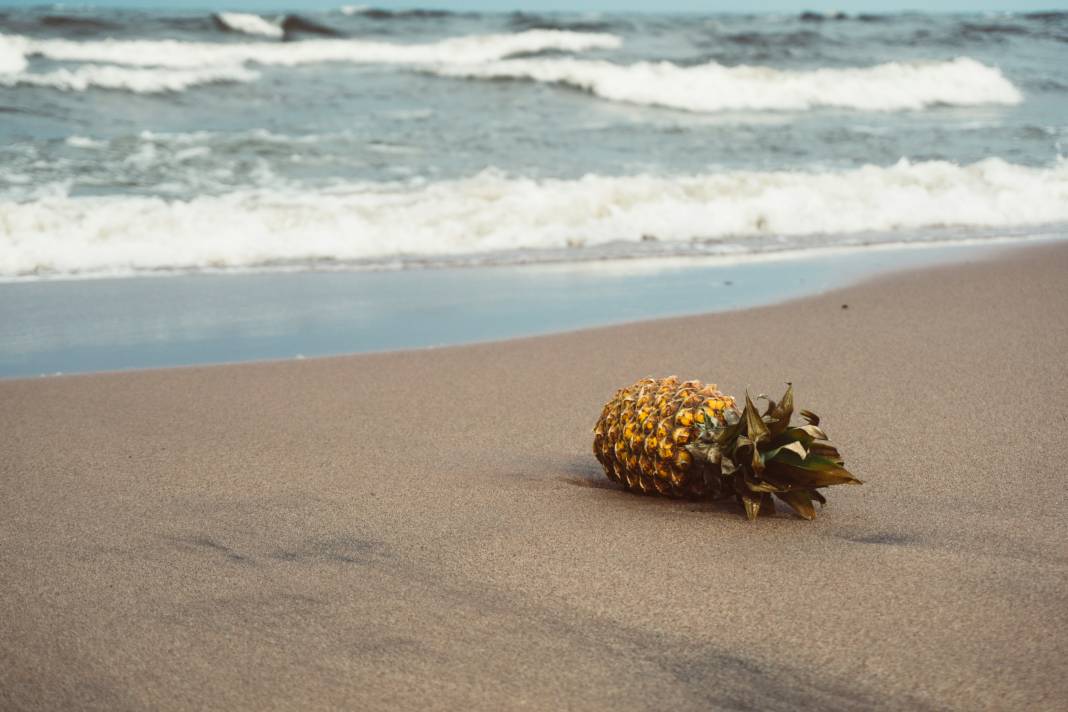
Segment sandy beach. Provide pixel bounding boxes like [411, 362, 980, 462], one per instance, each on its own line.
[2, 241, 1066, 711]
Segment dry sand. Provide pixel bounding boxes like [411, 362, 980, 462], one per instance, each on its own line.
[2, 242, 1067, 711]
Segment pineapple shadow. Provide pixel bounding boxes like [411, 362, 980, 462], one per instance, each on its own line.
[557, 457, 744, 517]
[556, 458, 619, 492]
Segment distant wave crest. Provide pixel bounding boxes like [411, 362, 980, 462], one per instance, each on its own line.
[212, 12, 284, 39]
[0, 63, 258, 93]
[0, 37, 28, 74]
[3, 158, 1066, 279]
[7, 30, 621, 69]
[430, 56, 1023, 112]
[0, 29, 620, 95]
[0, 33, 256, 92]
[0, 30, 1023, 111]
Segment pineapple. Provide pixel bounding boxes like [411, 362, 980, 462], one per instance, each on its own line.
[593, 377, 860, 520]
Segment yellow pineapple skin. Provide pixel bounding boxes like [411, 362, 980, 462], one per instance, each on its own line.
[593, 376, 738, 498]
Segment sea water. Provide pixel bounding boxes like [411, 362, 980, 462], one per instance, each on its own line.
[0, 7, 1066, 374]
[0, 239, 1047, 379]
[2, 7, 1067, 279]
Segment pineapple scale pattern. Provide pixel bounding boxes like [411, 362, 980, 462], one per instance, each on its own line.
[593, 377, 737, 498]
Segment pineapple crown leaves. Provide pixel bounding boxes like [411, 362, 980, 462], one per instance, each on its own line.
[689, 383, 862, 521]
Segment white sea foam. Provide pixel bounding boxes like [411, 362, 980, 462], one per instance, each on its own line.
[0, 33, 259, 92]
[0, 37, 28, 74]
[2, 31, 1019, 112]
[213, 12, 284, 39]
[8, 30, 621, 69]
[430, 56, 1023, 112]
[2, 159, 1066, 278]
[0, 63, 259, 93]
[65, 135, 109, 149]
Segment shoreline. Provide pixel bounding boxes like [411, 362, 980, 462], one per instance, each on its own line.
[3, 225, 1063, 286]
[3, 235, 1064, 380]
[2, 240, 1066, 710]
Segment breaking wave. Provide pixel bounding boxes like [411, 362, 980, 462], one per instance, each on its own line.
[0, 29, 620, 95]
[211, 12, 284, 39]
[3, 158, 1066, 279]
[0, 63, 257, 93]
[0, 38, 28, 74]
[0, 30, 1023, 111]
[5, 30, 621, 69]
[431, 56, 1023, 112]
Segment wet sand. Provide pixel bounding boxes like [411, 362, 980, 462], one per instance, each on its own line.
[2, 242, 1067, 711]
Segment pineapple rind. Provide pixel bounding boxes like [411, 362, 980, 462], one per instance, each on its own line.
[593, 376, 737, 500]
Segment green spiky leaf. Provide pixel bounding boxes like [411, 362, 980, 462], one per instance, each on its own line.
[740, 467, 779, 494]
[740, 494, 762, 521]
[743, 392, 770, 445]
[705, 385, 859, 521]
[807, 442, 843, 463]
[776, 489, 817, 520]
[762, 440, 809, 463]
[764, 455, 862, 488]
[762, 383, 795, 438]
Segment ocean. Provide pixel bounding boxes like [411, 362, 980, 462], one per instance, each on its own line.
[1, 6, 1066, 280]
[1, 6, 1067, 376]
